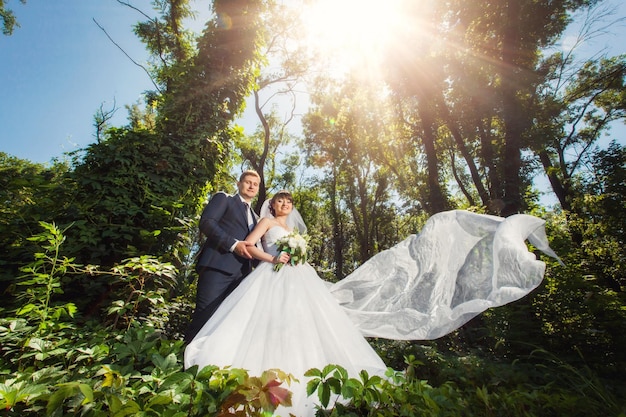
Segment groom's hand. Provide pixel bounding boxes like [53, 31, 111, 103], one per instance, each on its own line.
[234, 241, 253, 259]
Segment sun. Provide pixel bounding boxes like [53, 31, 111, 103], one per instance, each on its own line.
[299, 0, 407, 77]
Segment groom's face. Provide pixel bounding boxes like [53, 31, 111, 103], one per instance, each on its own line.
[237, 175, 260, 202]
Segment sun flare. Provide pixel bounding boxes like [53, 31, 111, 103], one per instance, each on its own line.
[300, 0, 407, 77]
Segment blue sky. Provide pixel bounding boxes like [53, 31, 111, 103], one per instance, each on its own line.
[0, 0, 624, 166]
[0, 0, 210, 163]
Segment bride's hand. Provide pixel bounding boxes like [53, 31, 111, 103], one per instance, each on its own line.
[273, 252, 290, 264]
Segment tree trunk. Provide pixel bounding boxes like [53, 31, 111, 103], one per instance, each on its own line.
[437, 96, 490, 206]
[538, 150, 570, 211]
[416, 100, 448, 214]
[500, 0, 524, 216]
[329, 174, 344, 280]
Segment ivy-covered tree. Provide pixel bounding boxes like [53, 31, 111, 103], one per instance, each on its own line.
[29, 0, 269, 319]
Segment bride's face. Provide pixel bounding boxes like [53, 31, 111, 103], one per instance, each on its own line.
[272, 197, 293, 216]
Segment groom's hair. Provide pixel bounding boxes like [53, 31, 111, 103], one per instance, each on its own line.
[239, 170, 260, 182]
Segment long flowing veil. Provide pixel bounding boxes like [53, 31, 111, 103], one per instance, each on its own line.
[329, 210, 561, 340]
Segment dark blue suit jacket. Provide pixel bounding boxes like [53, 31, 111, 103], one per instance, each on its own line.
[196, 192, 256, 275]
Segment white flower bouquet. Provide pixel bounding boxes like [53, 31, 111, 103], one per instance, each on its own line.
[273, 230, 309, 271]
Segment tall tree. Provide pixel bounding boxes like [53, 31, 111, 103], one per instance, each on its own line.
[303, 79, 397, 271]
[60, 0, 266, 268]
[384, 0, 451, 214]
[532, 53, 625, 214]
[448, 0, 598, 215]
[380, 0, 602, 215]
[237, 0, 310, 210]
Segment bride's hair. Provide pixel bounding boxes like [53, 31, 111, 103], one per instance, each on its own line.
[269, 190, 293, 216]
[261, 191, 307, 233]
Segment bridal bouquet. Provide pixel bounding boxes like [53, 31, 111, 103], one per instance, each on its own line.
[273, 230, 308, 271]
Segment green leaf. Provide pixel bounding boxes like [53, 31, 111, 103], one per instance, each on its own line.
[327, 377, 342, 394]
[319, 383, 331, 408]
[113, 399, 141, 417]
[27, 337, 46, 352]
[107, 394, 123, 413]
[161, 373, 193, 391]
[46, 383, 76, 415]
[146, 393, 173, 408]
[304, 368, 322, 378]
[306, 379, 320, 396]
[78, 384, 94, 405]
[159, 353, 179, 370]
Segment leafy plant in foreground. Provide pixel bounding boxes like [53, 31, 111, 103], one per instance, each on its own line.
[14, 221, 78, 336]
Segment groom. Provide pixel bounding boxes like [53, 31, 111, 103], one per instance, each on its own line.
[184, 170, 261, 343]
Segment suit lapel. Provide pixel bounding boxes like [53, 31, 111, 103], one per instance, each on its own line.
[236, 195, 257, 231]
[232, 195, 246, 227]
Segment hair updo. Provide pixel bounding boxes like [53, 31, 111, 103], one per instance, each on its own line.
[269, 190, 293, 216]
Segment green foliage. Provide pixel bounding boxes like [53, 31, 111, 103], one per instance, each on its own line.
[529, 52, 626, 214]
[63, 127, 199, 266]
[14, 221, 78, 335]
[303, 79, 411, 276]
[107, 255, 178, 329]
[0, 318, 297, 417]
[0, 0, 268, 322]
[0, 224, 293, 415]
[0, 220, 295, 416]
[305, 353, 625, 417]
[29, 126, 211, 320]
[0, 153, 72, 289]
[1, 222, 625, 417]
[570, 141, 626, 291]
[0, 0, 26, 35]
[0, 378, 48, 412]
[6, 220, 184, 331]
[150, 0, 266, 171]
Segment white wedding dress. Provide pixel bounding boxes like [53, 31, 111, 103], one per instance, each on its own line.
[184, 210, 560, 416]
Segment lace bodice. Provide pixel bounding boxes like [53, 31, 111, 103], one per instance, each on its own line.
[261, 226, 291, 257]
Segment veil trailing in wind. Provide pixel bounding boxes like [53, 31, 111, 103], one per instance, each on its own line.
[257, 201, 560, 341]
[328, 210, 561, 340]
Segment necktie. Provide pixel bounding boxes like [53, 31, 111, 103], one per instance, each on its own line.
[245, 202, 254, 231]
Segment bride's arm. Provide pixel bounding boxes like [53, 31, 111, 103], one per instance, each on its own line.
[244, 218, 289, 265]
[244, 217, 270, 244]
[246, 244, 288, 264]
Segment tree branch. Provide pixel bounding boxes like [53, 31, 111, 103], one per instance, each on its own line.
[92, 18, 161, 93]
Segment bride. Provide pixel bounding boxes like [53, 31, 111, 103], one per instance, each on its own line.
[184, 190, 560, 416]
